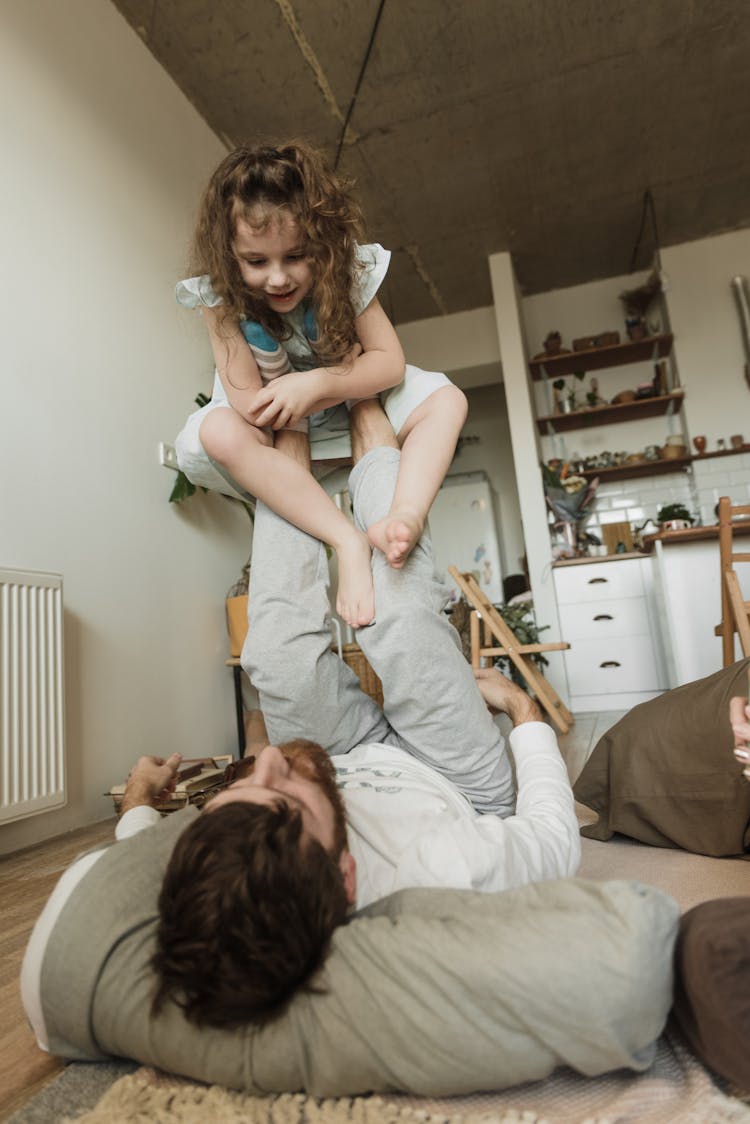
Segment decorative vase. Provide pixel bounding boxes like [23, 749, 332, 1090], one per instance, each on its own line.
[559, 522, 578, 551]
[692, 435, 707, 454]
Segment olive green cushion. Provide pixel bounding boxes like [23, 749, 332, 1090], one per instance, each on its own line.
[42, 807, 680, 1096]
[574, 659, 750, 856]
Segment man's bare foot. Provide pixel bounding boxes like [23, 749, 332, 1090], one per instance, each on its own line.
[367, 509, 423, 568]
[335, 530, 375, 627]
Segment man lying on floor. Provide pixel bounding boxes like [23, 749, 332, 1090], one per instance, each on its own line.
[17, 402, 685, 1095]
[23, 400, 581, 1039]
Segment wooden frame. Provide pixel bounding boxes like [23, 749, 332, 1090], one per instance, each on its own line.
[717, 496, 750, 665]
[448, 566, 574, 734]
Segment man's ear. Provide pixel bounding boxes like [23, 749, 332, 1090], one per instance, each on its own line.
[339, 850, 357, 907]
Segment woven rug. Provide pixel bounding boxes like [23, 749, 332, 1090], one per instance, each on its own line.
[66, 1032, 750, 1124]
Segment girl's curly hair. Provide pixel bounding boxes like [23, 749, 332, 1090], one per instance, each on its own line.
[190, 141, 366, 364]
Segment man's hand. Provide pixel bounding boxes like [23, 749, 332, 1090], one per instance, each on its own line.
[729, 696, 750, 778]
[473, 667, 542, 726]
[246, 370, 326, 430]
[119, 753, 182, 816]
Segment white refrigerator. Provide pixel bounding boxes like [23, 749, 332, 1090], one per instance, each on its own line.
[427, 471, 504, 605]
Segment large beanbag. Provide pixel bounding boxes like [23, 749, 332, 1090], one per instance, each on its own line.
[41, 805, 679, 1096]
[574, 659, 750, 856]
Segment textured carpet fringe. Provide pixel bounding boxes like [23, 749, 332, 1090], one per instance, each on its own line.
[65, 1072, 557, 1124]
[64, 1064, 750, 1124]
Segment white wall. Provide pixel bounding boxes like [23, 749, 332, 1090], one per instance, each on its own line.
[662, 230, 750, 451]
[448, 384, 525, 580]
[0, 3, 247, 853]
[394, 310, 525, 582]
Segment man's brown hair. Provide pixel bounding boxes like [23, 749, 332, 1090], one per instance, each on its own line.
[151, 798, 349, 1028]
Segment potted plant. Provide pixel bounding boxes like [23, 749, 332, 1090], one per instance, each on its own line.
[656, 503, 694, 532]
[552, 372, 586, 413]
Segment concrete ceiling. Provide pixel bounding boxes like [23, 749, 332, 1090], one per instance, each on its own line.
[111, 0, 750, 324]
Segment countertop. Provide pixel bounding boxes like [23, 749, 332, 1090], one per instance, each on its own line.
[552, 521, 750, 565]
[642, 521, 750, 548]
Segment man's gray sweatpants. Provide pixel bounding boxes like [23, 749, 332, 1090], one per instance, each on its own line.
[244, 446, 515, 816]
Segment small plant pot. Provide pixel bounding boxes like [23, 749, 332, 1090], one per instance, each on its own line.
[660, 519, 690, 532]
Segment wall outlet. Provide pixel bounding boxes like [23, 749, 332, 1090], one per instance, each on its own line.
[159, 442, 179, 470]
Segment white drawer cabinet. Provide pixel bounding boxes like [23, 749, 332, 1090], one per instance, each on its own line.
[553, 557, 667, 712]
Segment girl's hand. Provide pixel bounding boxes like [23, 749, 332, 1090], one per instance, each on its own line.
[246, 371, 325, 430]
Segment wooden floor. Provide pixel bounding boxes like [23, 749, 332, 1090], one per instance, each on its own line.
[0, 711, 620, 1120]
[0, 816, 116, 1120]
[556, 709, 626, 785]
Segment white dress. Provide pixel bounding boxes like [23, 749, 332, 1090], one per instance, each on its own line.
[173, 243, 450, 500]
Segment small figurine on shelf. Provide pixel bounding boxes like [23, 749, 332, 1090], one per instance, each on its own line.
[625, 316, 647, 341]
[533, 330, 571, 360]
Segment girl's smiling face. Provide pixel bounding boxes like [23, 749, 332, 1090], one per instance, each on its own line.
[232, 208, 313, 314]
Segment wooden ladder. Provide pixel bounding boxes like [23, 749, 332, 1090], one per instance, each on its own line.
[448, 566, 574, 734]
[716, 496, 750, 664]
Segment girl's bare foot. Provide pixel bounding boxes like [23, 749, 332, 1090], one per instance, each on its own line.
[335, 530, 375, 627]
[367, 510, 423, 569]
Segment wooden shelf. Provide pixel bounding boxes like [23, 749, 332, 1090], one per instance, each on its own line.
[691, 443, 750, 462]
[529, 333, 673, 380]
[573, 442, 750, 484]
[577, 457, 691, 484]
[536, 390, 684, 434]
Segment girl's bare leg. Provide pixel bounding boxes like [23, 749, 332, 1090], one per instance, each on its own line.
[200, 410, 374, 627]
[367, 384, 467, 567]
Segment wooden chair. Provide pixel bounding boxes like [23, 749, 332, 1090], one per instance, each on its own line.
[448, 566, 574, 734]
[717, 496, 750, 665]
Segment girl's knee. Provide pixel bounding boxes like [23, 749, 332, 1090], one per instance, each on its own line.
[199, 409, 268, 463]
[442, 383, 468, 425]
[399, 383, 468, 441]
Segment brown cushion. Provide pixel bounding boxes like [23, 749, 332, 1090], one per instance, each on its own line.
[573, 659, 750, 856]
[672, 897, 750, 1089]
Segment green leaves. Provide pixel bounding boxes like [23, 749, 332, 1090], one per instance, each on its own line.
[169, 470, 204, 504]
[493, 600, 550, 683]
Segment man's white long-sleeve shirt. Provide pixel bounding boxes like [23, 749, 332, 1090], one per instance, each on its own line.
[336, 722, 580, 910]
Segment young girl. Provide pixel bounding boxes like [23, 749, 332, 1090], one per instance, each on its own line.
[174, 141, 466, 628]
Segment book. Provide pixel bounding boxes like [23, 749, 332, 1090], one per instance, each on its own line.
[108, 756, 234, 814]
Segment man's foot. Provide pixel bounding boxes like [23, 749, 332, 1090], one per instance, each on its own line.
[367, 510, 423, 568]
[335, 530, 375, 627]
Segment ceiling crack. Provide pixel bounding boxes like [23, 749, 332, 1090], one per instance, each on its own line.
[272, 0, 358, 143]
[403, 244, 448, 315]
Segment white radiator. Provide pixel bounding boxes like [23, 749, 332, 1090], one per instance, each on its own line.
[0, 569, 66, 824]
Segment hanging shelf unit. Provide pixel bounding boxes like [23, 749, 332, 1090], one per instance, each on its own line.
[529, 333, 674, 380]
[536, 390, 684, 435]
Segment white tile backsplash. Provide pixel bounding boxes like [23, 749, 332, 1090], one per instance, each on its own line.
[580, 456, 750, 535]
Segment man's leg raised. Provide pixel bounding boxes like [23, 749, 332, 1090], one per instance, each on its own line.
[242, 430, 392, 755]
[348, 402, 515, 816]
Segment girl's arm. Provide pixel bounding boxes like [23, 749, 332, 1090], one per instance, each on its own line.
[248, 298, 406, 429]
[202, 307, 264, 418]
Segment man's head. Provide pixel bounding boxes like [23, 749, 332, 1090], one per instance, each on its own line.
[151, 740, 355, 1028]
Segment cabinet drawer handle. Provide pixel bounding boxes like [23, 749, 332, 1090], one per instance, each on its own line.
[600, 660, 621, 668]
[593, 614, 613, 621]
[588, 577, 608, 584]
